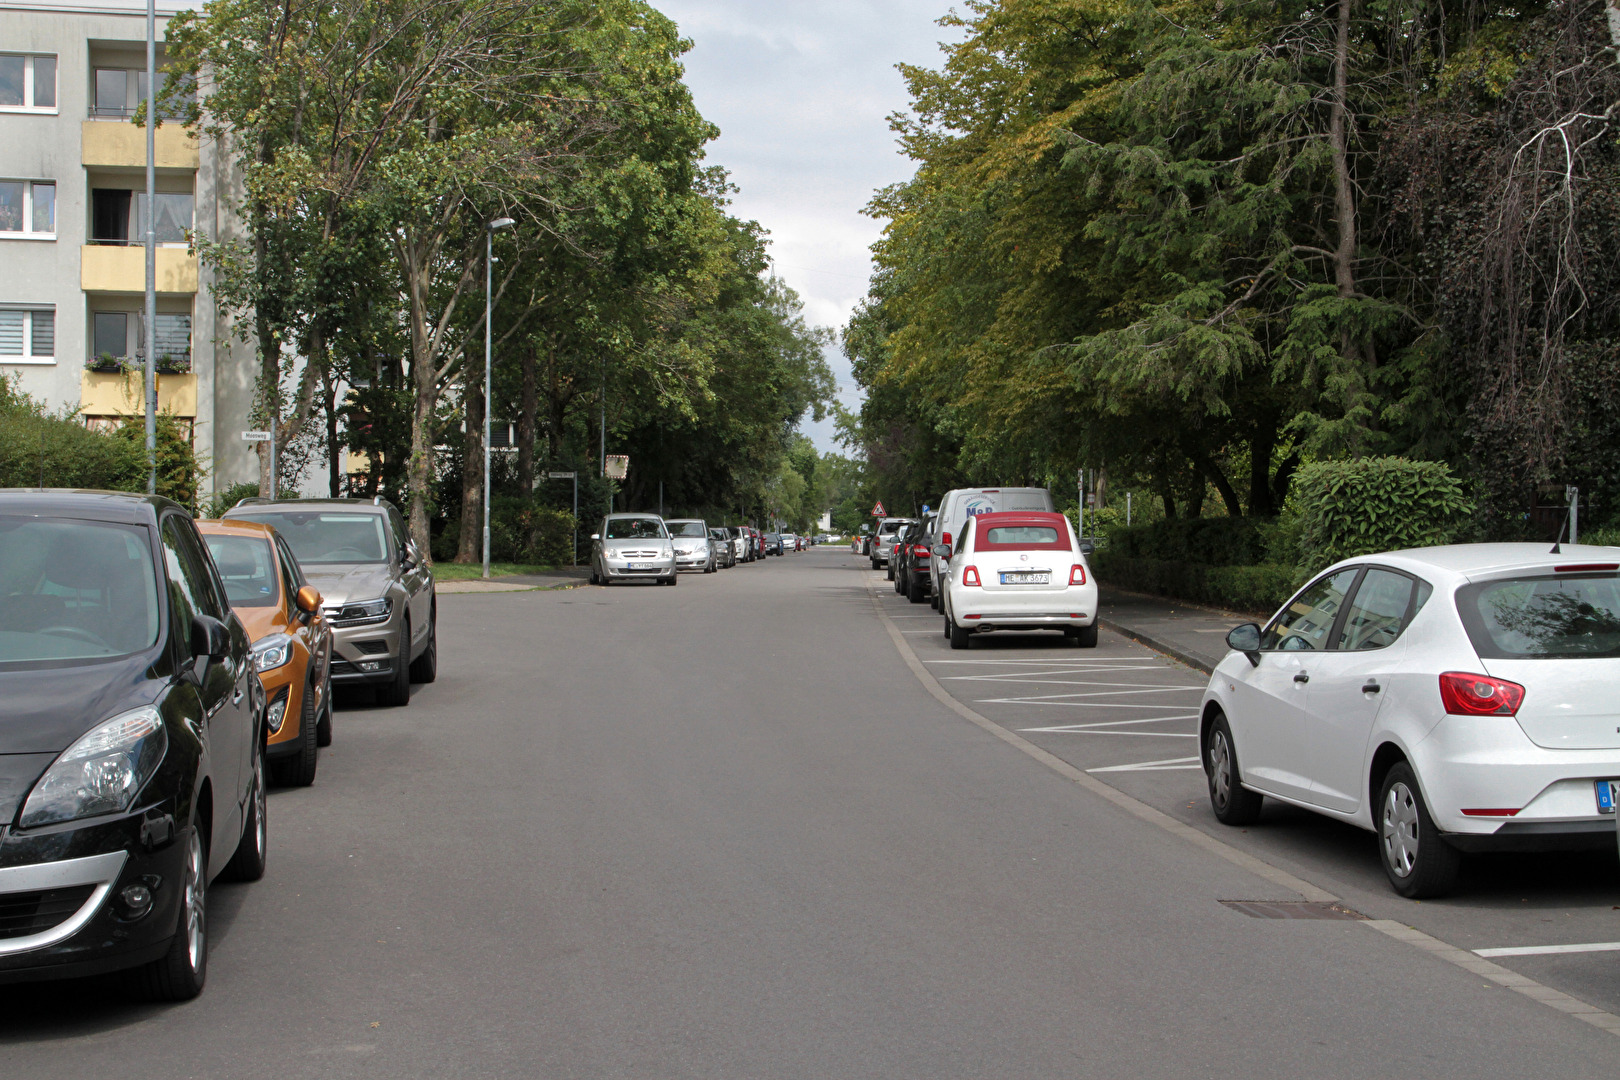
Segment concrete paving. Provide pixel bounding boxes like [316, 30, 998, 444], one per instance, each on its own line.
[2, 547, 1615, 1077]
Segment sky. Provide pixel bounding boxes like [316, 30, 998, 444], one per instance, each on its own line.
[653, 0, 964, 454]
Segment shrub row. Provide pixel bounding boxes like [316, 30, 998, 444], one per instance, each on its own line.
[1093, 553, 1295, 616]
[433, 497, 578, 566]
[1103, 516, 1270, 566]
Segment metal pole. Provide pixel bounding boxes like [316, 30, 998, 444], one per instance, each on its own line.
[143, 0, 156, 494]
[482, 228, 493, 580]
[572, 475, 578, 566]
[268, 407, 276, 498]
[1077, 468, 1085, 544]
[1127, 491, 1132, 527]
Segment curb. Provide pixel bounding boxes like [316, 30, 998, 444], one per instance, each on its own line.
[1096, 618, 1217, 675]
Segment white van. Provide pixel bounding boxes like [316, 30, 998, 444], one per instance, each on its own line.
[928, 487, 1054, 604]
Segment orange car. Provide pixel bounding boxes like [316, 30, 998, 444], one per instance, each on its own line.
[197, 519, 333, 786]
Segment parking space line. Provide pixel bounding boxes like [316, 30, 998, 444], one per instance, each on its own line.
[1088, 756, 1203, 773]
[1475, 942, 1620, 958]
[1020, 716, 1199, 733]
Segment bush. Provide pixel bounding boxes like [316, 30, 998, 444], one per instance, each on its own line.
[1093, 553, 1295, 615]
[1102, 516, 1271, 566]
[1280, 457, 1473, 570]
[435, 498, 578, 566]
[0, 376, 146, 491]
[112, 414, 202, 511]
[206, 481, 264, 519]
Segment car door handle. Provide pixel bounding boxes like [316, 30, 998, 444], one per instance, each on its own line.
[1363, 680, 1381, 693]
[1293, 672, 1310, 684]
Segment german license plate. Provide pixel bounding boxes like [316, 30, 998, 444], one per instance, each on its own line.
[1596, 780, 1619, 814]
[1000, 571, 1050, 585]
[626, 562, 642, 569]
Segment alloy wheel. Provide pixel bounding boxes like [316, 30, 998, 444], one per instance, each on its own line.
[1209, 730, 1233, 809]
[1382, 782, 1420, 878]
[182, 828, 206, 973]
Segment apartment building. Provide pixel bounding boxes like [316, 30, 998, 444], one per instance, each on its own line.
[0, 0, 256, 500]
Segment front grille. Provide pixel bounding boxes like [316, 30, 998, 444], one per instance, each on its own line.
[0, 886, 96, 940]
[354, 640, 389, 655]
[617, 550, 660, 559]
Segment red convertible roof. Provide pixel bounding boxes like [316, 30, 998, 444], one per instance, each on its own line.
[966, 511, 1073, 551]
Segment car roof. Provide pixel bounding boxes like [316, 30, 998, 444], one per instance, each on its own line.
[1330, 543, 1620, 583]
[197, 518, 278, 539]
[605, 512, 662, 518]
[971, 510, 1067, 526]
[227, 497, 390, 515]
[0, 488, 177, 524]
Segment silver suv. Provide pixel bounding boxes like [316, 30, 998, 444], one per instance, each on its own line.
[224, 497, 436, 706]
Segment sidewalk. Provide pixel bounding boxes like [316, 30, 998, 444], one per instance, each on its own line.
[437, 565, 591, 594]
[1096, 587, 1251, 674]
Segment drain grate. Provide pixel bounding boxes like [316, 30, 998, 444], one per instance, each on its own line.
[1219, 900, 1366, 921]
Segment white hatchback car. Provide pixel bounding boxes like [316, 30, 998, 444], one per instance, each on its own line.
[1201, 543, 1620, 898]
[939, 511, 1099, 649]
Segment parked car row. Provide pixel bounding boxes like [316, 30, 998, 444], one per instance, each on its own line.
[588, 515, 805, 584]
[0, 488, 438, 1000]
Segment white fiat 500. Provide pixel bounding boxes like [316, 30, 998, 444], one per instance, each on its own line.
[1201, 543, 1620, 898]
[939, 511, 1099, 649]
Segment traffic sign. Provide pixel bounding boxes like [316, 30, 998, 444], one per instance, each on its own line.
[871, 501, 886, 517]
[241, 431, 271, 442]
[548, 471, 576, 479]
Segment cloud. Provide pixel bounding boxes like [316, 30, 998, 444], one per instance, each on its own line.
[655, 0, 962, 454]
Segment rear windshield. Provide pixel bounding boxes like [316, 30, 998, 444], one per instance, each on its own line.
[1457, 574, 1620, 659]
[667, 522, 707, 538]
[605, 518, 666, 540]
[986, 526, 1059, 546]
[203, 534, 279, 607]
[0, 517, 161, 662]
[235, 511, 389, 564]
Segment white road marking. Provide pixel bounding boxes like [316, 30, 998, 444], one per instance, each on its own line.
[1021, 716, 1200, 732]
[922, 658, 1161, 665]
[1474, 942, 1620, 958]
[1088, 756, 1203, 773]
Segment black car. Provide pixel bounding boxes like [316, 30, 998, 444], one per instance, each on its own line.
[0, 491, 268, 999]
[764, 533, 785, 556]
[902, 513, 936, 604]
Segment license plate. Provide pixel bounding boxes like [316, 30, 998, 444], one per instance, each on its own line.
[626, 562, 642, 568]
[1000, 571, 1050, 585]
[1598, 780, 1620, 815]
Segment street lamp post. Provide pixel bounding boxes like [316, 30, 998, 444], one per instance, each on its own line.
[483, 217, 515, 580]
[143, 0, 156, 494]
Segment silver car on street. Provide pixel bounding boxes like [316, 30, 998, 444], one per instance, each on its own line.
[666, 518, 717, 573]
[590, 514, 678, 586]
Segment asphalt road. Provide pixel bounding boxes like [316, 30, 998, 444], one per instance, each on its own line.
[4, 547, 1618, 1077]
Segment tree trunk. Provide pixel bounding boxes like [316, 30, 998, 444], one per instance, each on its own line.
[1247, 420, 1277, 516]
[455, 364, 484, 563]
[1329, 0, 1357, 301]
[323, 365, 340, 498]
[405, 260, 439, 560]
[517, 342, 537, 493]
[1188, 445, 1243, 517]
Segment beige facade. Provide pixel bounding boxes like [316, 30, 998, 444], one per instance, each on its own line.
[0, 0, 256, 501]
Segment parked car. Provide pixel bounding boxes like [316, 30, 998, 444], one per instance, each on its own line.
[939, 510, 1098, 650]
[764, 532, 785, 556]
[224, 497, 435, 707]
[893, 519, 923, 593]
[748, 527, 765, 561]
[591, 514, 677, 585]
[1201, 543, 1620, 899]
[780, 532, 797, 552]
[710, 527, 737, 568]
[901, 514, 937, 604]
[198, 520, 334, 786]
[929, 488, 1054, 607]
[723, 526, 748, 564]
[666, 519, 716, 573]
[0, 490, 268, 999]
[870, 518, 914, 571]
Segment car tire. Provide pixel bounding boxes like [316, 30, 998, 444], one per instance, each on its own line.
[669, 572, 679, 586]
[1378, 762, 1462, 899]
[930, 593, 939, 610]
[409, 602, 438, 683]
[272, 677, 319, 787]
[128, 824, 207, 1002]
[1068, 624, 1099, 648]
[908, 577, 927, 604]
[589, 566, 600, 585]
[376, 619, 412, 707]
[1206, 714, 1264, 826]
[223, 742, 269, 881]
[887, 562, 895, 581]
[949, 621, 971, 650]
[315, 669, 333, 747]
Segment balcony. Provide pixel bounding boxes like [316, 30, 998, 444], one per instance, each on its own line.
[81, 120, 199, 170]
[81, 245, 197, 294]
[80, 370, 197, 418]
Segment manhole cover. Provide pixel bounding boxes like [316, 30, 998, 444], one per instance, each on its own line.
[1219, 900, 1366, 921]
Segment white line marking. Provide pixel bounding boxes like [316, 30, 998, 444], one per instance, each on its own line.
[1088, 757, 1203, 773]
[921, 658, 1162, 665]
[1474, 942, 1620, 958]
[1020, 716, 1200, 732]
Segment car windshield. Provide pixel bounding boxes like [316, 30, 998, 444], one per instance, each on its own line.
[667, 522, 707, 538]
[1458, 574, 1620, 659]
[605, 518, 666, 540]
[235, 511, 390, 564]
[203, 534, 279, 607]
[0, 517, 161, 662]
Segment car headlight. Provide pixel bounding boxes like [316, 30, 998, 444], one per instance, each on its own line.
[329, 598, 391, 626]
[253, 633, 294, 673]
[20, 706, 168, 828]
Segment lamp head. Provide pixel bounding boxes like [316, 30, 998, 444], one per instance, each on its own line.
[489, 217, 516, 231]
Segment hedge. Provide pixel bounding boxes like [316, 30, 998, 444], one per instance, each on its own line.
[434, 497, 578, 566]
[1103, 516, 1271, 566]
[1094, 553, 1295, 616]
[1281, 457, 1473, 569]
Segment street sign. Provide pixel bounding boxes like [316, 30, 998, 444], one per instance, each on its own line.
[241, 431, 271, 442]
[871, 501, 886, 517]
[548, 471, 576, 479]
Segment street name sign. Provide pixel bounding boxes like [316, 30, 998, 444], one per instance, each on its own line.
[242, 431, 271, 442]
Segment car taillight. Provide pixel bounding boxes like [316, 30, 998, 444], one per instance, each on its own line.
[942, 532, 951, 546]
[1069, 564, 1087, 585]
[1438, 672, 1525, 716]
[963, 566, 981, 586]
[914, 544, 930, 556]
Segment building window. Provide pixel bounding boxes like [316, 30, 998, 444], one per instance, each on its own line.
[154, 313, 191, 368]
[90, 311, 191, 372]
[91, 68, 193, 119]
[0, 55, 56, 111]
[93, 311, 127, 361]
[0, 309, 54, 363]
[90, 189, 191, 246]
[0, 181, 55, 237]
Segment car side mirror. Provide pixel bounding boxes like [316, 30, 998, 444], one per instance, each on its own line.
[1079, 541, 1095, 556]
[295, 585, 322, 615]
[1226, 623, 1263, 666]
[191, 613, 230, 662]
[590, 533, 601, 541]
[936, 542, 952, 560]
